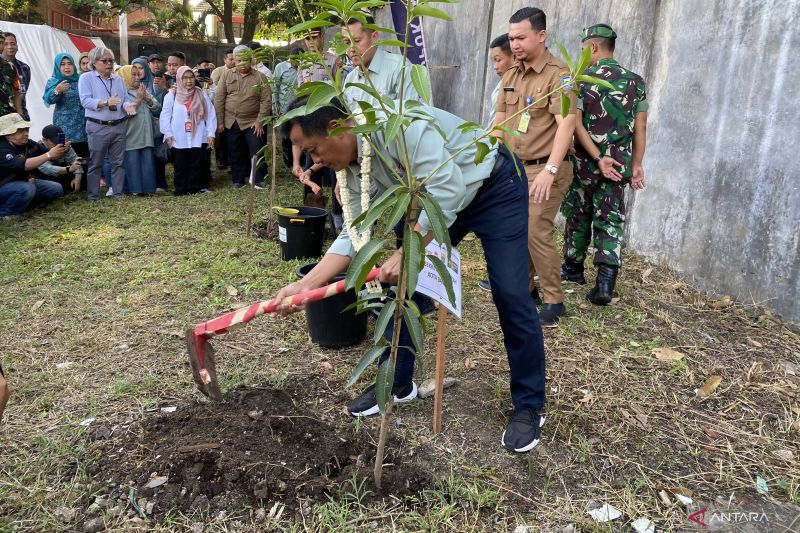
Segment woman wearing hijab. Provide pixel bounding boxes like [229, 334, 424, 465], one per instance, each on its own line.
[118, 64, 160, 195]
[43, 53, 88, 158]
[78, 53, 91, 74]
[159, 66, 216, 195]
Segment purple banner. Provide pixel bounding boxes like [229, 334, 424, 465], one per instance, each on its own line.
[390, 0, 427, 65]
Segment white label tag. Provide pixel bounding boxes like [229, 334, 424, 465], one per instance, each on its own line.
[279, 226, 287, 242]
[417, 240, 462, 318]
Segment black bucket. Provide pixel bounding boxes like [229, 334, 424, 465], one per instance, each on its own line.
[275, 206, 327, 261]
[296, 263, 368, 348]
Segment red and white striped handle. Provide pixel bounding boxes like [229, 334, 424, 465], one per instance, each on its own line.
[193, 268, 381, 339]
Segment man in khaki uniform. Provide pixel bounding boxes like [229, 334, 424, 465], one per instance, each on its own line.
[494, 7, 576, 327]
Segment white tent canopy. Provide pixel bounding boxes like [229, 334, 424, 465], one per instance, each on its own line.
[1, 21, 105, 140]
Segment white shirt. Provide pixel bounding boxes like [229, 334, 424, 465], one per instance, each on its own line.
[159, 91, 217, 149]
[256, 63, 272, 79]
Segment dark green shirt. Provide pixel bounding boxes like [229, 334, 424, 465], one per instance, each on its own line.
[574, 58, 648, 181]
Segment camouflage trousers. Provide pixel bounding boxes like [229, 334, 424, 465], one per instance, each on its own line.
[561, 176, 626, 267]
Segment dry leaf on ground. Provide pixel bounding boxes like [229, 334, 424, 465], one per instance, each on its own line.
[464, 358, 476, 371]
[696, 375, 723, 397]
[226, 285, 238, 296]
[652, 347, 685, 362]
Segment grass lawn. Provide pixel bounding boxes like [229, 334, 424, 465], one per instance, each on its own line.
[0, 167, 798, 532]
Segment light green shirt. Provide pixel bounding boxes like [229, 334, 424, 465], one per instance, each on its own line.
[486, 80, 500, 129]
[342, 49, 420, 110]
[272, 60, 297, 115]
[328, 103, 498, 258]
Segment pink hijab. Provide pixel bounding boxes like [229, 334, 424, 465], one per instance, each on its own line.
[175, 66, 206, 129]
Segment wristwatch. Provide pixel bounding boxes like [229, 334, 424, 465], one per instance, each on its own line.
[593, 154, 602, 163]
[545, 164, 558, 175]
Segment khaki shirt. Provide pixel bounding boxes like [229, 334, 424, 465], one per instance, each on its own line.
[494, 48, 575, 161]
[214, 68, 271, 130]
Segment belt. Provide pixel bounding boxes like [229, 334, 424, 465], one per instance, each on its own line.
[87, 116, 128, 126]
[522, 155, 567, 166]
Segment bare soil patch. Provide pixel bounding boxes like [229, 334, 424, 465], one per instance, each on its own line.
[87, 381, 432, 524]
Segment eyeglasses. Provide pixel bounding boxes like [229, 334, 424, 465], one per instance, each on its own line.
[97, 59, 114, 64]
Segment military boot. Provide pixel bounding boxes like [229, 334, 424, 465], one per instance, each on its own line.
[560, 259, 586, 285]
[587, 264, 619, 306]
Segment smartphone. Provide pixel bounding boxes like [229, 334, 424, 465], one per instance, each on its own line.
[57, 133, 66, 145]
[198, 68, 211, 79]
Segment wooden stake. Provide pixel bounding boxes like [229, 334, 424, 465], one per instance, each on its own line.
[246, 154, 257, 236]
[432, 304, 448, 434]
[268, 128, 278, 234]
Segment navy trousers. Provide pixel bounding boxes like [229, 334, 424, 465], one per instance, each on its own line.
[379, 152, 546, 410]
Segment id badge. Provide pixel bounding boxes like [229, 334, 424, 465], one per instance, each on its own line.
[517, 111, 531, 133]
[184, 121, 193, 133]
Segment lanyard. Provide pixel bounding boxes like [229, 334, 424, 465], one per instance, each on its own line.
[101, 76, 114, 97]
[184, 93, 194, 114]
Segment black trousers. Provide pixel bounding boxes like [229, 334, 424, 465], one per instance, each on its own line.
[216, 128, 228, 167]
[172, 147, 205, 195]
[154, 134, 167, 190]
[301, 152, 342, 215]
[226, 122, 266, 186]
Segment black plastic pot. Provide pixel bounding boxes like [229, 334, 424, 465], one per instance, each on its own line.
[296, 263, 368, 348]
[275, 206, 327, 261]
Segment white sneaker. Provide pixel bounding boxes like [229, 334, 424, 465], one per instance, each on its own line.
[156, 187, 166, 193]
[106, 187, 114, 197]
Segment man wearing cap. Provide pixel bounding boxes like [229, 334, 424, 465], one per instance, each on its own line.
[214, 45, 271, 189]
[0, 114, 66, 220]
[38, 124, 84, 193]
[493, 7, 576, 327]
[561, 24, 648, 304]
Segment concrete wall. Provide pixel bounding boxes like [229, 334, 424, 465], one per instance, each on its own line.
[378, 0, 799, 321]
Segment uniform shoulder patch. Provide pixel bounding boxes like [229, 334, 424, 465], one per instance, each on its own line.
[5, 153, 13, 160]
[560, 74, 574, 90]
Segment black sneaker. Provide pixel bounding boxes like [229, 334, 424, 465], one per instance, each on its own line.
[531, 287, 542, 306]
[348, 382, 418, 417]
[478, 279, 491, 292]
[501, 408, 542, 452]
[232, 183, 244, 189]
[539, 303, 565, 327]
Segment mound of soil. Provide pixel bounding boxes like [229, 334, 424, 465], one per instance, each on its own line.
[88, 385, 431, 522]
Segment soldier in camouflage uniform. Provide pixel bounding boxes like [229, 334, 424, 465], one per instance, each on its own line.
[0, 33, 21, 116]
[560, 24, 648, 305]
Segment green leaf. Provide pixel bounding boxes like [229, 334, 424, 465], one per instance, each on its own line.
[293, 81, 334, 99]
[410, 64, 432, 104]
[351, 123, 382, 134]
[375, 359, 395, 414]
[456, 121, 482, 134]
[402, 305, 424, 356]
[287, 19, 335, 35]
[345, 238, 386, 291]
[493, 124, 521, 138]
[373, 300, 397, 343]
[411, 4, 452, 20]
[402, 229, 425, 297]
[427, 254, 456, 306]
[346, 344, 386, 388]
[386, 190, 411, 230]
[375, 39, 408, 48]
[274, 103, 307, 128]
[560, 91, 570, 118]
[305, 83, 340, 114]
[577, 44, 592, 74]
[350, 184, 401, 229]
[341, 81, 384, 104]
[555, 41, 574, 72]
[418, 193, 449, 252]
[354, 99, 377, 124]
[328, 125, 353, 137]
[474, 141, 490, 165]
[353, 0, 389, 9]
[576, 74, 614, 90]
[384, 114, 404, 145]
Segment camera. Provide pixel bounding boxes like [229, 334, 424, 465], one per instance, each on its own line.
[57, 132, 66, 145]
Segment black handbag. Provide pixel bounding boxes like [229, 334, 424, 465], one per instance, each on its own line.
[155, 140, 171, 163]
